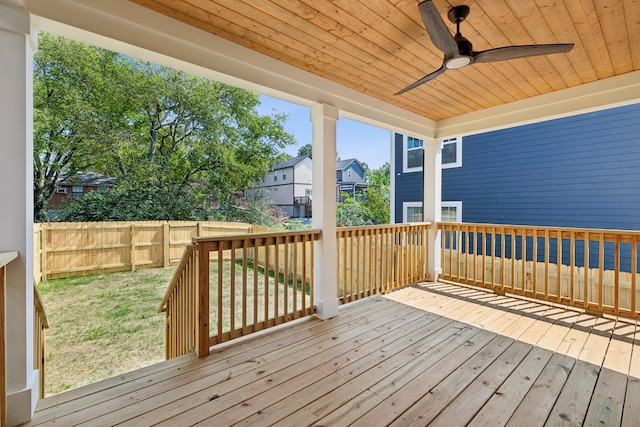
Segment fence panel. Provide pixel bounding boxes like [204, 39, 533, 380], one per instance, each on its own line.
[34, 221, 273, 280]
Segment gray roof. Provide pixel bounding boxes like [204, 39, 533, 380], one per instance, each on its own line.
[60, 171, 116, 186]
[336, 158, 359, 171]
[273, 155, 310, 170]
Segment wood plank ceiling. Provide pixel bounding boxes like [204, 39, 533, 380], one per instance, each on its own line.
[130, 0, 639, 122]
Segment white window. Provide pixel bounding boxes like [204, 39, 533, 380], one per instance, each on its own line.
[347, 169, 352, 179]
[305, 188, 312, 197]
[97, 186, 108, 193]
[403, 202, 423, 223]
[282, 169, 287, 180]
[442, 137, 462, 169]
[56, 187, 67, 194]
[403, 135, 462, 173]
[441, 201, 462, 222]
[273, 170, 278, 181]
[402, 201, 462, 223]
[403, 136, 424, 173]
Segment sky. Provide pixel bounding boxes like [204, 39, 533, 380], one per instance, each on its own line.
[256, 95, 392, 170]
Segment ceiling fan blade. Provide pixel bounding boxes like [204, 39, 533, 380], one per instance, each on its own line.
[472, 43, 574, 63]
[395, 64, 447, 95]
[418, 0, 459, 59]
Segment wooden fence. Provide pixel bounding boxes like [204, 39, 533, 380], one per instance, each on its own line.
[438, 222, 640, 319]
[33, 221, 273, 281]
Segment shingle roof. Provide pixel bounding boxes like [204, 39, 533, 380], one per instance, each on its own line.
[60, 171, 116, 186]
[273, 155, 310, 170]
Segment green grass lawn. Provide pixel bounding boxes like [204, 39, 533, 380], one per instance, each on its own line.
[38, 268, 173, 395]
[38, 261, 310, 396]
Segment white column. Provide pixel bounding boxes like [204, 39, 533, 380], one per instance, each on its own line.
[0, 2, 38, 425]
[311, 103, 340, 319]
[423, 138, 442, 281]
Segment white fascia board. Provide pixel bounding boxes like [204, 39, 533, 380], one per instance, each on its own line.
[27, 0, 434, 138]
[435, 71, 640, 139]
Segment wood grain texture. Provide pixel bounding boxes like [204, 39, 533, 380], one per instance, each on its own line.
[25, 282, 639, 426]
[130, 0, 638, 121]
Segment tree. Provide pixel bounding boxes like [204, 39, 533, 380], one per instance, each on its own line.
[362, 162, 391, 224]
[297, 143, 312, 157]
[33, 33, 134, 220]
[34, 33, 295, 221]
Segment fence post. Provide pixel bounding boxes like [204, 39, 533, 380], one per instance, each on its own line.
[163, 223, 170, 267]
[41, 224, 48, 282]
[130, 223, 136, 271]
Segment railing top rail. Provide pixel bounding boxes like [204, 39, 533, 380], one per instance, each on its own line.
[437, 221, 640, 236]
[0, 251, 18, 269]
[337, 222, 433, 233]
[158, 244, 197, 313]
[193, 229, 321, 244]
[33, 283, 49, 328]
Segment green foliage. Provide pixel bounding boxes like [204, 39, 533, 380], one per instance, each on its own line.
[284, 219, 311, 230]
[336, 197, 373, 227]
[361, 162, 391, 224]
[297, 143, 312, 157]
[221, 191, 284, 227]
[58, 186, 212, 221]
[34, 33, 295, 221]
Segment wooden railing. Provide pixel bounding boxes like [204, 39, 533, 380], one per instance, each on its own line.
[438, 222, 640, 319]
[158, 245, 197, 359]
[160, 230, 320, 359]
[337, 223, 431, 304]
[33, 283, 49, 399]
[1, 251, 18, 427]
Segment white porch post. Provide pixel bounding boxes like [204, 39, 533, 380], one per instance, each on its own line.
[0, 2, 38, 425]
[423, 138, 442, 281]
[311, 103, 340, 319]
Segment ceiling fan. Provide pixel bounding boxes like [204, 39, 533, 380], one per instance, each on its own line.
[395, 0, 574, 95]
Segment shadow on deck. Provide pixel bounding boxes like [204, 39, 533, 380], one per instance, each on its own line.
[24, 282, 639, 426]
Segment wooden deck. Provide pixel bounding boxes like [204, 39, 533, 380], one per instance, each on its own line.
[25, 282, 639, 426]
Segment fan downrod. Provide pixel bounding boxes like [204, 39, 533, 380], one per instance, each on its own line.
[447, 5, 470, 24]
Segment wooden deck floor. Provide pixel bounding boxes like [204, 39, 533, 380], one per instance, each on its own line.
[25, 282, 639, 426]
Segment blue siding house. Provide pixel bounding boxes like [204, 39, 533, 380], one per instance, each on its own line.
[394, 102, 640, 230]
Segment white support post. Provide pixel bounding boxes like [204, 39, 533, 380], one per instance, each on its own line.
[311, 103, 340, 319]
[423, 138, 443, 281]
[0, 2, 39, 425]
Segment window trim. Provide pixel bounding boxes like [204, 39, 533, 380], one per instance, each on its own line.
[402, 201, 463, 223]
[441, 201, 463, 222]
[402, 135, 463, 173]
[442, 137, 462, 169]
[402, 135, 424, 174]
[402, 201, 423, 223]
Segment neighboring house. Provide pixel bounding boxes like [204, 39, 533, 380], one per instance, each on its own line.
[393, 102, 640, 269]
[393, 102, 640, 230]
[48, 171, 116, 213]
[335, 158, 368, 202]
[250, 156, 370, 218]
[249, 155, 313, 218]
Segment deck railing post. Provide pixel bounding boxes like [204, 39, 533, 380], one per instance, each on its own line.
[196, 242, 210, 357]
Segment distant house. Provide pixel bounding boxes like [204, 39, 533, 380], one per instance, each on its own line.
[392, 102, 640, 230]
[249, 155, 313, 218]
[250, 155, 370, 218]
[48, 171, 116, 211]
[335, 158, 368, 202]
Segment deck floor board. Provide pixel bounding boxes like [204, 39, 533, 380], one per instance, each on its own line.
[24, 282, 639, 427]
